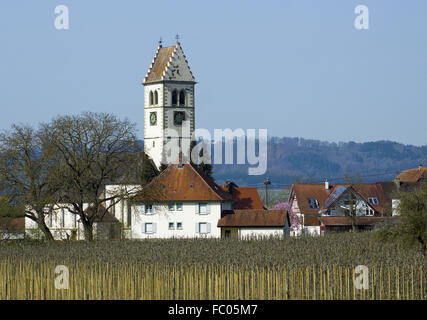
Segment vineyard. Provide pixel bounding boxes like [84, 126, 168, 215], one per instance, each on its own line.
[0, 233, 425, 300]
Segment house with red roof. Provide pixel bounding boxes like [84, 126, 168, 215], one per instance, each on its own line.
[0, 217, 25, 240]
[125, 163, 289, 239]
[288, 181, 396, 234]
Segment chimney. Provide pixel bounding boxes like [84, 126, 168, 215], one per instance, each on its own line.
[325, 180, 329, 191]
[226, 180, 235, 194]
[419, 164, 423, 171]
[177, 152, 184, 168]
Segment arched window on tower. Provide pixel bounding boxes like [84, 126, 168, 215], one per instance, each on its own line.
[172, 89, 178, 106]
[149, 91, 154, 105]
[179, 90, 186, 106]
[154, 91, 158, 105]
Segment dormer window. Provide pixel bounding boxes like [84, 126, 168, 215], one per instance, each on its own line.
[368, 197, 379, 205]
[307, 198, 319, 209]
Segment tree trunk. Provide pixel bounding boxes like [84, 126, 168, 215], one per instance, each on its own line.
[36, 217, 55, 241]
[82, 221, 94, 241]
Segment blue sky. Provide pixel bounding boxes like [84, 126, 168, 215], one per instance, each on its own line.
[0, 0, 426, 146]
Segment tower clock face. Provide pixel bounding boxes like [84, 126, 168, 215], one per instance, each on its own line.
[173, 111, 185, 126]
[150, 112, 157, 125]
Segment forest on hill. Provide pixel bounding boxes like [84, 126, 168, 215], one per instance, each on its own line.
[211, 137, 427, 188]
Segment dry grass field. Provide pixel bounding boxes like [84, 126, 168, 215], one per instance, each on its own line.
[0, 233, 425, 300]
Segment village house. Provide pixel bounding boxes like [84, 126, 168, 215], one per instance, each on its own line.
[122, 162, 288, 239]
[128, 162, 233, 238]
[288, 181, 395, 234]
[394, 165, 426, 184]
[218, 210, 290, 238]
[0, 217, 24, 240]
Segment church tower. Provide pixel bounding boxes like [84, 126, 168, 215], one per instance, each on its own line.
[143, 41, 196, 169]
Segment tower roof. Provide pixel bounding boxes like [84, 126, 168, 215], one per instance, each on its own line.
[143, 42, 195, 84]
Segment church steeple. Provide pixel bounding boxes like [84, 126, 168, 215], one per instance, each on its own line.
[143, 41, 196, 169]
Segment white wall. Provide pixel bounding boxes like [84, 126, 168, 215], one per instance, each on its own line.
[392, 199, 400, 216]
[131, 201, 222, 239]
[144, 80, 195, 168]
[325, 193, 374, 217]
[304, 226, 321, 236]
[25, 204, 87, 240]
[238, 228, 284, 239]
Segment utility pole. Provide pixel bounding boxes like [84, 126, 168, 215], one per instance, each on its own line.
[264, 178, 271, 209]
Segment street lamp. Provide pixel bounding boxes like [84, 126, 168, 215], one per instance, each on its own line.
[264, 178, 271, 208]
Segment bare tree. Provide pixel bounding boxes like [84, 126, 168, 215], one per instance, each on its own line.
[0, 125, 59, 241]
[42, 112, 159, 241]
[343, 174, 363, 232]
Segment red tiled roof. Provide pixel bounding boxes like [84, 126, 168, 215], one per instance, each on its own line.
[303, 216, 320, 226]
[218, 210, 288, 227]
[395, 167, 427, 183]
[0, 217, 25, 231]
[133, 163, 233, 202]
[290, 183, 389, 215]
[221, 186, 264, 210]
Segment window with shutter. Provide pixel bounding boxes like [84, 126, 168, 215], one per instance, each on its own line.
[198, 203, 208, 214]
[199, 223, 208, 234]
[145, 204, 153, 215]
[144, 223, 153, 233]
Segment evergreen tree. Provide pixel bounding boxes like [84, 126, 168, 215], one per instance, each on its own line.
[190, 140, 213, 179]
[141, 153, 159, 183]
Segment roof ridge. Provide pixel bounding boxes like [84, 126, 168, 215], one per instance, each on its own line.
[162, 45, 178, 80]
[187, 163, 225, 201]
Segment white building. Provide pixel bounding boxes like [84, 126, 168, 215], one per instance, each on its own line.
[143, 41, 196, 169]
[129, 162, 233, 239]
[218, 209, 290, 239]
[25, 203, 120, 240]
